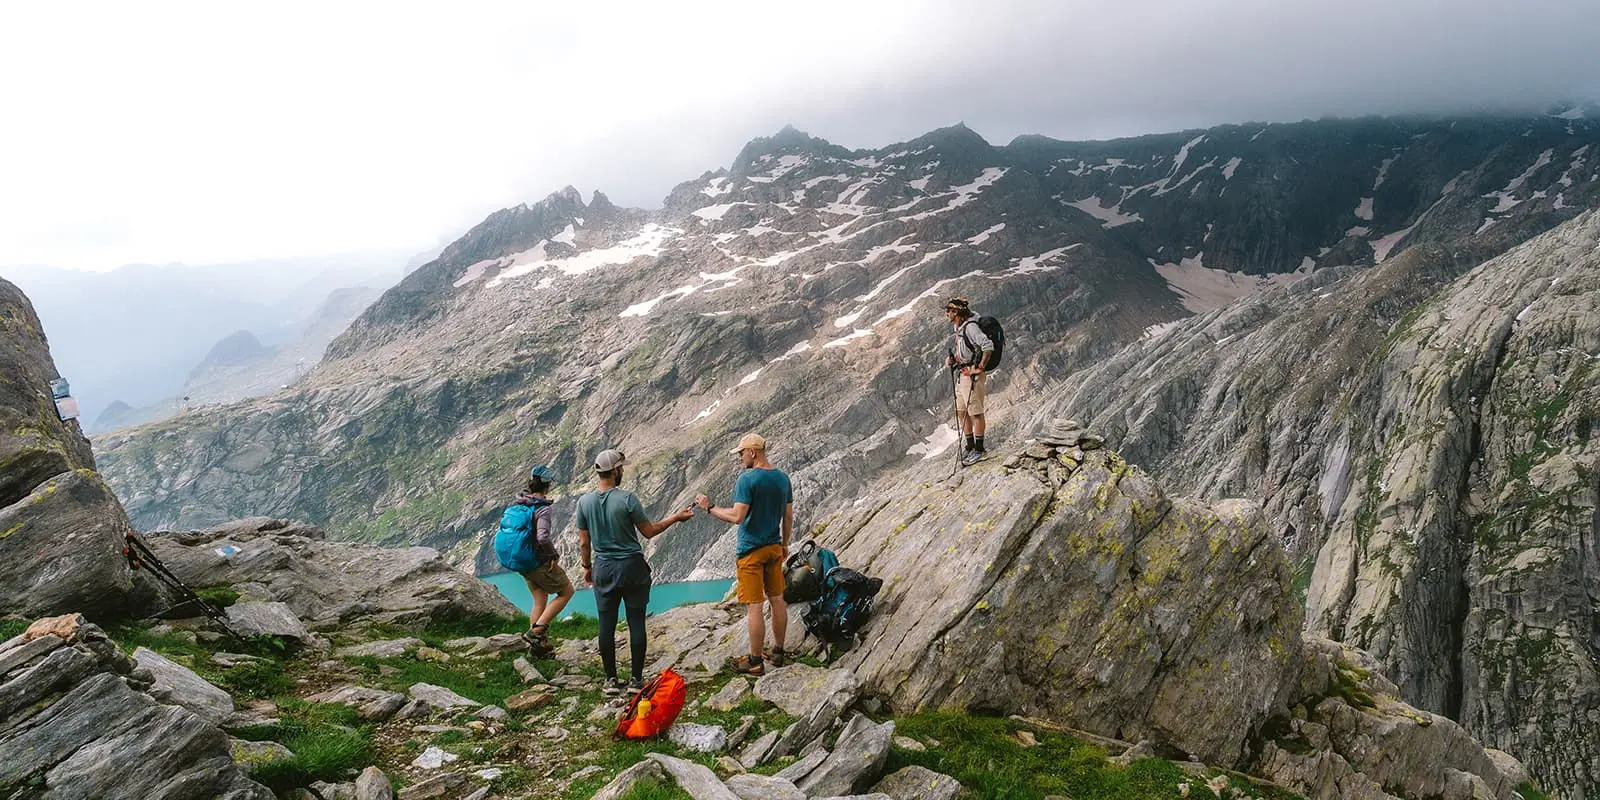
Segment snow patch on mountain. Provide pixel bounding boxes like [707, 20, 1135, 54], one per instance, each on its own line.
[1355, 197, 1375, 221]
[1222, 157, 1243, 180]
[967, 223, 1006, 245]
[693, 203, 744, 221]
[489, 225, 677, 287]
[1154, 253, 1309, 313]
[904, 168, 1007, 221]
[1065, 196, 1142, 228]
[702, 177, 731, 197]
[906, 424, 958, 459]
[1484, 148, 1555, 213]
[824, 328, 877, 349]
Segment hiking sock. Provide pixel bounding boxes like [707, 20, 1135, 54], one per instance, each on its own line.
[975, 435, 985, 453]
[964, 434, 976, 451]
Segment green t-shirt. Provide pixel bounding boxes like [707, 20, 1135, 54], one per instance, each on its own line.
[574, 488, 650, 561]
[734, 467, 792, 557]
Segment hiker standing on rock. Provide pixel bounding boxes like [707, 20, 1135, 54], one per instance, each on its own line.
[943, 296, 992, 466]
[575, 449, 694, 694]
[518, 465, 573, 656]
[696, 433, 792, 676]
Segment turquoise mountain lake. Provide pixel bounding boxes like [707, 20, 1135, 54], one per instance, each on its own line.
[484, 572, 734, 620]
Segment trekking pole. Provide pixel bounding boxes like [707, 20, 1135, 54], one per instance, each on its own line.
[950, 360, 965, 472]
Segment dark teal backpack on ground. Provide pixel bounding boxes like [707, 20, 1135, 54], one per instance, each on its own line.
[495, 499, 549, 573]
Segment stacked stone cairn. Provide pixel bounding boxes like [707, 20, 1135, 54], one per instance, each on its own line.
[1001, 418, 1106, 484]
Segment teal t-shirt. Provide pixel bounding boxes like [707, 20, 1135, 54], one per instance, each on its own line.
[574, 488, 650, 561]
[733, 468, 792, 557]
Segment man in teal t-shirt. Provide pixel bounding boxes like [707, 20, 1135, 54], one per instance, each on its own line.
[574, 449, 693, 694]
[697, 433, 793, 676]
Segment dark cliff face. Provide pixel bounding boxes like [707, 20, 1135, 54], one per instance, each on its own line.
[1022, 210, 1600, 798]
[0, 279, 147, 620]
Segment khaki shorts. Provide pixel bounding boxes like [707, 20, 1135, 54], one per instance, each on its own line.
[522, 561, 572, 596]
[956, 372, 987, 416]
[735, 544, 786, 604]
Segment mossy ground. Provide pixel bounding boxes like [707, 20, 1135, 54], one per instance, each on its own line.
[106, 606, 1304, 800]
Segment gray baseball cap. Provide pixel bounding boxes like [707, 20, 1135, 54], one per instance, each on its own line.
[593, 449, 626, 472]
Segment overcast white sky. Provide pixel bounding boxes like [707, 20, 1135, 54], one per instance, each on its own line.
[3, 0, 1597, 272]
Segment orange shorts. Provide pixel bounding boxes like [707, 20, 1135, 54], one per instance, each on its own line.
[735, 544, 786, 604]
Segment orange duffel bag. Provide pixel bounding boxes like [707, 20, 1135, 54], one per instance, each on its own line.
[614, 668, 687, 740]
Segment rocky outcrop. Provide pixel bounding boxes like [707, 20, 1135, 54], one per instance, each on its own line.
[0, 614, 272, 799]
[645, 431, 1529, 799]
[139, 517, 518, 630]
[0, 277, 147, 620]
[1023, 207, 1600, 796]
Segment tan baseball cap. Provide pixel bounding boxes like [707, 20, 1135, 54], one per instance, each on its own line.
[728, 433, 766, 454]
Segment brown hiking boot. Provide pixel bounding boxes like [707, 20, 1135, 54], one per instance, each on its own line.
[729, 654, 765, 676]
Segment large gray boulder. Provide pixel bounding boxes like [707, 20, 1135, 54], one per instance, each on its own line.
[138, 517, 517, 629]
[0, 614, 272, 799]
[794, 714, 895, 797]
[643, 439, 1530, 799]
[225, 600, 311, 640]
[0, 278, 147, 621]
[133, 646, 236, 725]
[870, 765, 962, 800]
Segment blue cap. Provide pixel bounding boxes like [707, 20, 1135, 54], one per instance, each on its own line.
[529, 465, 554, 480]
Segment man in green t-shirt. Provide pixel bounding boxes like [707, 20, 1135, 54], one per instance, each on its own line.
[574, 449, 693, 694]
[697, 433, 793, 676]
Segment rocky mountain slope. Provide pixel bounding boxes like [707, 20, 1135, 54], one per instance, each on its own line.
[97, 114, 1600, 582]
[1022, 209, 1600, 796]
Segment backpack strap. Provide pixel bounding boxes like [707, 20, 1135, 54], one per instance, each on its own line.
[958, 320, 985, 367]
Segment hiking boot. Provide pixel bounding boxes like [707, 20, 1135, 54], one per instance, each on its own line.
[729, 655, 765, 676]
[763, 647, 788, 668]
[602, 677, 628, 697]
[628, 677, 646, 693]
[521, 629, 552, 656]
[961, 450, 985, 467]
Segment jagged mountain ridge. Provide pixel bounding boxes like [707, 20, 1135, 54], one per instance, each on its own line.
[1020, 210, 1600, 797]
[97, 113, 1599, 588]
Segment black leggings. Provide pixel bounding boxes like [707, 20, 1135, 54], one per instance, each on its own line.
[594, 555, 652, 680]
[598, 603, 648, 681]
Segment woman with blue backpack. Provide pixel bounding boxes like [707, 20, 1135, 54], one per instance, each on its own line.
[494, 465, 573, 656]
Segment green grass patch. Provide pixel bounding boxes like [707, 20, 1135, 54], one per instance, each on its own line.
[195, 585, 240, 607]
[1515, 780, 1550, 800]
[0, 619, 28, 641]
[1329, 663, 1377, 709]
[243, 698, 373, 791]
[885, 713, 1298, 800]
[615, 780, 694, 800]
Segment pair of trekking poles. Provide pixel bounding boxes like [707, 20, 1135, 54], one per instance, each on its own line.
[947, 349, 974, 473]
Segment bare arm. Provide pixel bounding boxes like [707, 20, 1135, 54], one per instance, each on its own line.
[781, 503, 792, 550]
[578, 528, 593, 584]
[636, 507, 693, 539]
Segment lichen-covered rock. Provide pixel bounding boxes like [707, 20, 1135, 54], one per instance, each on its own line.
[646, 440, 1527, 798]
[0, 617, 272, 799]
[870, 765, 962, 800]
[0, 279, 149, 621]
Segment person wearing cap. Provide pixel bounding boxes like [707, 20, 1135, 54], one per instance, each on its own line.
[517, 465, 571, 655]
[575, 448, 695, 694]
[943, 296, 992, 466]
[695, 433, 793, 676]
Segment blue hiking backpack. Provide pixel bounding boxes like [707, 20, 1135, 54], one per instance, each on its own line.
[792, 541, 883, 645]
[495, 498, 550, 573]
